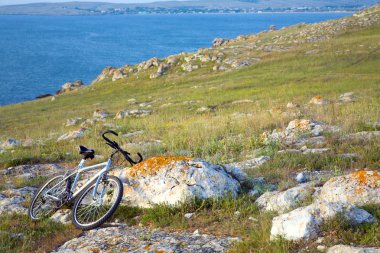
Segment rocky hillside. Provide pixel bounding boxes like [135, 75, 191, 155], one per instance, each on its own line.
[0, 4, 379, 253]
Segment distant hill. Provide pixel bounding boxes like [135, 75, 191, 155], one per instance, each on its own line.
[0, 0, 379, 15]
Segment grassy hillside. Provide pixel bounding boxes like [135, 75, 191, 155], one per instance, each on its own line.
[0, 4, 379, 252]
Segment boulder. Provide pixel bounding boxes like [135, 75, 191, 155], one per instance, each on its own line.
[327, 245, 380, 253]
[57, 128, 87, 141]
[51, 209, 71, 224]
[0, 187, 37, 215]
[317, 170, 380, 206]
[271, 205, 319, 240]
[338, 92, 356, 103]
[212, 38, 230, 47]
[110, 156, 241, 207]
[115, 109, 152, 119]
[150, 64, 168, 79]
[286, 102, 300, 108]
[226, 156, 270, 170]
[65, 117, 83, 127]
[1, 139, 22, 149]
[181, 62, 199, 72]
[56, 80, 84, 95]
[309, 96, 329, 105]
[0, 163, 65, 178]
[255, 183, 315, 214]
[112, 69, 127, 81]
[93, 109, 109, 119]
[92, 66, 116, 84]
[270, 200, 375, 241]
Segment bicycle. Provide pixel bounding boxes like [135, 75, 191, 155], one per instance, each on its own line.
[28, 130, 143, 230]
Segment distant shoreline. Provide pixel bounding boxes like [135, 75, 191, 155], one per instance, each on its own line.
[0, 11, 356, 16]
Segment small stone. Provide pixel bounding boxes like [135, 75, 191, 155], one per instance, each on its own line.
[193, 229, 200, 235]
[184, 213, 194, 219]
[316, 237, 325, 244]
[317, 245, 326, 252]
[234, 211, 241, 217]
[296, 172, 308, 183]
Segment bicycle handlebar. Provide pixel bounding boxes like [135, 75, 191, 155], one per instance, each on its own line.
[102, 130, 143, 165]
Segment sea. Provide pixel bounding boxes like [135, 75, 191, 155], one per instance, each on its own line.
[0, 12, 352, 106]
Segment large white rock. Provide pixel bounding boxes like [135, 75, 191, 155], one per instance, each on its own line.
[327, 245, 380, 253]
[318, 170, 380, 206]
[0, 187, 37, 215]
[111, 156, 241, 208]
[255, 183, 315, 214]
[270, 205, 319, 240]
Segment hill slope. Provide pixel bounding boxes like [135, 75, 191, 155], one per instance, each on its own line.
[0, 4, 379, 253]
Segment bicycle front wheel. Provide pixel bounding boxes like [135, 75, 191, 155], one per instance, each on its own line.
[28, 175, 66, 220]
[72, 175, 123, 230]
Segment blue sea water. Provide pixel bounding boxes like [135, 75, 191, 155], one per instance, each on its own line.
[0, 13, 351, 106]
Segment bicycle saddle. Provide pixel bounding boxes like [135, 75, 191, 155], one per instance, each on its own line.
[79, 145, 95, 160]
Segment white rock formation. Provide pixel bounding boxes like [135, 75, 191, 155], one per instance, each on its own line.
[111, 156, 241, 208]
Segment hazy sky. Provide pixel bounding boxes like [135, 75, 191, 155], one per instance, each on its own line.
[0, 0, 180, 6]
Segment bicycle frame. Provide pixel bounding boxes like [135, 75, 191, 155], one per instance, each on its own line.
[44, 158, 112, 202]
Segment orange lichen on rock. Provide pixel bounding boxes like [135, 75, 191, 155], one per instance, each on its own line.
[128, 156, 191, 178]
[352, 170, 380, 194]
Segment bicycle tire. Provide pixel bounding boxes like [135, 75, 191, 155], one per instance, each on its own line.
[28, 174, 66, 220]
[71, 175, 123, 230]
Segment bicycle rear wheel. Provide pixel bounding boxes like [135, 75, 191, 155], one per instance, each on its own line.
[72, 175, 123, 230]
[28, 175, 67, 220]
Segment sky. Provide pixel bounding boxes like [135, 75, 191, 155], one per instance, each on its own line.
[0, 0, 180, 6]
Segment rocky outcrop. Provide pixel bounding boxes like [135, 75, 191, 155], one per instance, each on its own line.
[262, 119, 339, 146]
[270, 170, 379, 241]
[57, 128, 87, 141]
[56, 80, 84, 95]
[115, 109, 152, 119]
[255, 183, 315, 214]
[0, 187, 36, 215]
[1, 138, 22, 149]
[317, 170, 380, 206]
[65, 117, 83, 127]
[327, 245, 380, 253]
[111, 156, 241, 208]
[93, 109, 109, 119]
[53, 225, 239, 253]
[0, 163, 65, 178]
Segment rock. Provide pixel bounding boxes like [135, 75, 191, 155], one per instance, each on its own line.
[327, 245, 380, 253]
[115, 109, 152, 119]
[65, 117, 83, 127]
[112, 69, 127, 81]
[212, 38, 229, 47]
[57, 128, 87, 141]
[286, 102, 300, 108]
[196, 106, 214, 113]
[53, 225, 239, 253]
[317, 170, 380, 206]
[51, 209, 71, 224]
[92, 66, 116, 84]
[309, 96, 329, 105]
[1, 139, 22, 149]
[296, 172, 308, 183]
[36, 93, 53, 99]
[0, 163, 65, 177]
[262, 119, 339, 146]
[184, 213, 194, 219]
[231, 99, 254, 104]
[270, 200, 375, 241]
[167, 56, 179, 65]
[341, 131, 380, 141]
[0, 187, 37, 215]
[110, 156, 241, 207]
[56, 80, 84, 95]
[93, 109, 109, 119]
[51, 96, 56, 101]
[271, 205, 319, 241]
[181, 62, 199, 72]
[140, 57, 160, 70]
[150, 64, 168, 79]
[302, 148, 330, 154]
[255, 183, 315, 214]
[269, 25, 277, 31]
[122, 130, 145, 138]
[339, 92, 356, 103]
[305, 49, 320, 55]
[226, 156, 270, 170]
[80, 118, 104, 127]
[317, 245, 327, 252]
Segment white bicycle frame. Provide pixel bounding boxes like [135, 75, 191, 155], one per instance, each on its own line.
[44, 158, 112, 203]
